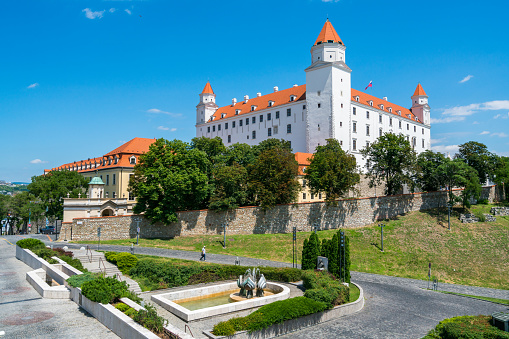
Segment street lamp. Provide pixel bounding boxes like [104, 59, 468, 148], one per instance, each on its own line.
[222, 223, 228, 249]
[447, 201, 453, 231]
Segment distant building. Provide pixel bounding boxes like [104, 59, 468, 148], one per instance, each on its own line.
[195, 20, 431, 170]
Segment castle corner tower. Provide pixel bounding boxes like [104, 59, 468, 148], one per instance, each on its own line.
[196, 82, 218, 125]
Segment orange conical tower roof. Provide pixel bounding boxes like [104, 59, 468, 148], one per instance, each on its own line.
[314, 19, 343, 46]
[413, 83, 427, 96]
[201, 82, 214, 95]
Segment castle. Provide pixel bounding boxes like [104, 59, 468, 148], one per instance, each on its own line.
[195, 20, 431, 170]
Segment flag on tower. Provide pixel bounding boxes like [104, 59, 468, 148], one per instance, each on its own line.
[365, 80, 373, 90]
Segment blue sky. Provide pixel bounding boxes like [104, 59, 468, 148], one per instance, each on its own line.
[1, 0, 508, 182]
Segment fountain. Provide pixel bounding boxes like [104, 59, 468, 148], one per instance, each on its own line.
[234, 268, 267, 300]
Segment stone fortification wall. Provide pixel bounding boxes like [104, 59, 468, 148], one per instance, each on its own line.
[61, 185, 500, 241]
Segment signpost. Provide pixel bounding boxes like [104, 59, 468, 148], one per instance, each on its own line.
[292, 227, 297, 269]
[427, 262, 431, 289]
[135, 219, 141, 245]
[222, 223, 227, 249]
[340, 231, 345, 281]
[379, 224, 385, 252]
[97, 227, 101, 250]
[447, 202, 452, 231]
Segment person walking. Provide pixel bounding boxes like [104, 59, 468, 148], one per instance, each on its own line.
[200, 246, 206, 261]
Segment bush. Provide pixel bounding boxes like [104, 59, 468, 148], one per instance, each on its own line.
[67, 272, 100, 288]
[133, 304, 167, 334]
[124, 290, 143, 304]
[58, 254, 85, 272]
[115, 303, 130, 312]
[475, 212, 486, 222]
[33, 248, 58, 261]
[114, 253, 138, 274]
[302, 270, 349, 308]
[477, 199, 489, 205]
[81, 277, 129, 304]
[53, 247, 73, 258]
[424, 315, 509, 339]
[16, 238, 45, 250]
[125, 308, 137, 318]
[105, 252, 118, 263]
[211, 297, 327, 336]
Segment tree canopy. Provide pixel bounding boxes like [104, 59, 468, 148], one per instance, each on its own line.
[436, 158, 481, 206]
[129, 138, 211, 224]
[415, 150, 448, 192]
[361, 133, 417, 196]
[456, 141, 498, 184]
[305, 139, 360, 205]
[28, 170, 89, 220]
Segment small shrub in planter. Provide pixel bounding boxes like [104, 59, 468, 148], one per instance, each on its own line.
[302, 270, 349, 308]
[115, 303, 130, 312]
[212, 321, 235, 336]
[53, 247, 73, 258]
[67, 272, 100, 288]
[133, 304, 167, 334]
[81, 277, 129, 304]
[33, 248, 57, 261]
[57, 254, 85, 272]
[16, 238, 45, 250]
[125, 308, 137, 318]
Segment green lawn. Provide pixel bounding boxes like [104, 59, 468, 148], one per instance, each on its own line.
[437, 291, 509, 305]
[79, 203, 509, 290]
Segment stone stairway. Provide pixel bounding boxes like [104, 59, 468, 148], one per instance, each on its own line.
[71, 249, 142, 294]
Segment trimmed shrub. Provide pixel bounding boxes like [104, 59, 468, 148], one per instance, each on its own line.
[16, 238, 45, 250]
[212, 320, 236, 336]
[133, 304, 167, 334]
[33, 248, 58, 261]
[124, 290, 143, 304]
[57, 254, 85, 272]
[67, 272, 100, 288]
[125, 308, 137, 318]
[302, 270, 349, 308]
[115, 303, 130, 312]
[53, 247, 73, 258]
[105, 252, 118, 263]
[81, 277, 129, 304]
[424, 315, 509, 339]
[114, 253, 138, 274]
[301, 233, 320, 270]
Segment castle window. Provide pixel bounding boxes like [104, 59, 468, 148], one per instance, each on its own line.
[388, 107, 392, 112]
[422, 139, 425, 148]
[268, 113, 272, 120]
[225, 122, 228, 129]
[303, 105, 306, 109]
[422, 128, 424, 134]
[274, 126, 278, 134]
[287, 108, 291, 116]
[290, 95, 296, 101]
[397, 110, 402, 116]
[340, 122, 342, 127]
[353, 107, 356, 115]
[379, 115, 382, 123]
[353, 122, 357, 133]
[341, 103, 343, 108]
[352, 139, 357, 151]
[246, 118, 249, 125]
[287, 124, 292, 133]
[366, 111, 370, 119]
[407, 124, 409, 130]
[276, 111, 280, 119]
[218, 124, 221, 131]
[235, 109, 241, 115]
[239, 120, 243, 126]
[232, 121, 236, 128]
[207, 126, 210, 133]
[212, 125, 216, 132]
[260, 115, 263, 122]
[252, 116, 256, 124]
[251, 106, 256, 111]
[414, 126, 416, 132]
[228, 135, 231, 143]
[221, 113, 226, 118]
[303, 192, 307, 200]
[130, 156, 136, 165]
[113, 174, 116, 185]
[380, 104, 384, 110]
[366, 125, 370, 136]
[268, 128, 272, 137]
[369, 101, 373, 106]
[390, 118, 393, 126]
[252, 131, 256, 139]
[379, 128, 383, 137]
[318, 103, 321, 108]
[399, 121, 402, 129]
[317, 91, 321, 96]
[355, 96, 359, 102]
[366, 141, 370, 148]
[268, 101, 274, 107]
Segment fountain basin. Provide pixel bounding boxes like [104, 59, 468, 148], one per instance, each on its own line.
[151, 282, 290, 322]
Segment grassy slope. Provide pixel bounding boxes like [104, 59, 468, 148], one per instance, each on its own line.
[81, 204, 509, 290]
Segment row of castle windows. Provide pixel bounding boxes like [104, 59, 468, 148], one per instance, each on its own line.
[57, 155, 136, 172]
[352, 136, 425, 151]
[352, 121, 425, 134]
[209, 109, 297, 133]
[222, 124, 292, 143]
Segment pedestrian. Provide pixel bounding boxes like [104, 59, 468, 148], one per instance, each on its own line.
[200, 246, 206, 261]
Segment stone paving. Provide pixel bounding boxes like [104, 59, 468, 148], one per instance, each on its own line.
[0, 235, 118, 339]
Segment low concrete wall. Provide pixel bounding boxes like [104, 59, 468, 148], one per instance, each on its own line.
[52, 256, 82, 276]
[26, 268, 70, 299]
[16, 246, 46, 270]
[152, 282, 290, 322]
[203, 282, 364, 339]
[61, 185, 502, 241]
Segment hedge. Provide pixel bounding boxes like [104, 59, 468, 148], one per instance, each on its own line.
[16, 238, 45, 250]
[67, 272, 101, 288]
[302, 270, 349, 308]
[212, 297, 328, 336]
[423, 315, 509, 339]
[81, 276, 130, 304]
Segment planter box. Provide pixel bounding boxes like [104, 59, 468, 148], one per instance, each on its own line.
[203, 282, 364, 339]
[26, 268, 70, 299]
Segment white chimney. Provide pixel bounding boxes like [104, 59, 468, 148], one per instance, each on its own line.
[244, 95, 249, 103]
[383, 97, 388, 101]
[257, 92, 261, 97]
[293, 84, 298, 87]
[273, 86, 278, 92]
[232, 98, 237, 106]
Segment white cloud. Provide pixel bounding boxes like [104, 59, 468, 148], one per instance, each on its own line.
[431, 144, 459, 155]
[109, 8, 116, 13]
[433, 100, 509, 124]
[459, 75, 473, 83]
[157, 126, 169, 131]
[472, 121, 479, 124]
[125, 9, 132, 15]
[170, 128, 177, 132]
[430, 138, 446, 145]
[82, 8, 105, 19]
[480, 131, 490, 135]
[146, 108, 182, 118]
[27, 83, 39, 89]
[491, 132, 508, 138]
[494, 112, 509, 119]
[30, 159, 48, 164]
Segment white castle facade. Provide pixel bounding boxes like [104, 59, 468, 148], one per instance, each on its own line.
[195, 20, 431, 170]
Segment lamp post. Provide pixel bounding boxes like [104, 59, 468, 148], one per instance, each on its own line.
[447, 202, 453, 231]
[379, 223, 385, 252]
[222, 223, 228, 249]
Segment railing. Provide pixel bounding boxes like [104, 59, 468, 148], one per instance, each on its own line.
[85, 245, 93, 263]
[184, 325, 194, 337]
[115, 272, 123, 282]
[98, 257, 107, 276]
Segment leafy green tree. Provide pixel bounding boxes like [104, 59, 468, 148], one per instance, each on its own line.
[306, 139, 360, 205]
[9, 192, 45, 233]
[247, 146, 300, 209]
[361, 133, 417, 196]
[129, 138, 211, 224]
[28, 170, 89, 220]
[191, 136, 227, 165]
[252, 139, 292, 157]
[224, 143, 256, 167]
[415, 150, 448, 192]
[301, 232, 320, 270]
[456, 141, 498, 184]
[208, 163, 249, 211]
[0, 194, 10, 221]
[493, 156, 509, 200]
[436, 159, 481, 207]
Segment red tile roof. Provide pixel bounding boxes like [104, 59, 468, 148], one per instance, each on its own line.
[351, 89, 419, 122]
[201, 82, 214, 95]
[413, 83, 427, 96]
[295, 152, 313, 175]
[210, 85, 306, 121]
[105, 137, 156, 156]
[314, 20, 343, 46]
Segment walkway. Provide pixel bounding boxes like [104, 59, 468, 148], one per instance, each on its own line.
[0, 235, 118, 339]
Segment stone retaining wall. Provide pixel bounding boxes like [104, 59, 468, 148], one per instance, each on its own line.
[61, 185, 501, 241]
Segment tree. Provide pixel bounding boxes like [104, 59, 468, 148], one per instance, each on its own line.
[247, 146, 300, 209]
[456, 141, 498, 184]
[10, 192, 45, 233]
[493, 156, 509, 200]
[252, 139, 292, 157]
[306, 139, 360, 205]
[301, 232, 320, 270]
[0, 194, 10, 221]
[129, 138, 211, 224]
[208, 163, 249, 211]
[28, 170, 89, 220]
[361, 133, 417, 196]
[224, 143, 256, 167]
[191, 136, 227, 165]
[415, 150, 448, 192]
[436, 158, 481, 207]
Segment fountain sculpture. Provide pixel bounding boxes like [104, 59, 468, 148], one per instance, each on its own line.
[237, 268, 267, 299]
